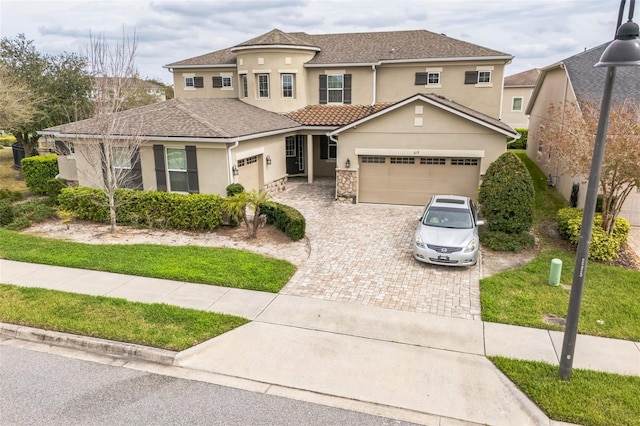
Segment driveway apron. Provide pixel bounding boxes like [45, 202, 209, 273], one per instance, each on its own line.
[273, 179, 482, 320]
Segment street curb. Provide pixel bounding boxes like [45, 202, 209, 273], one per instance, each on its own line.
[0, 322, 177, 365]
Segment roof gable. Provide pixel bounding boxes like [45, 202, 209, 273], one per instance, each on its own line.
[329, 94, 518, 137]
[504, 68, 541, 87]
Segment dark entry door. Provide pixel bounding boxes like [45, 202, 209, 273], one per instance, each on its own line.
[286, 135, 306, 175]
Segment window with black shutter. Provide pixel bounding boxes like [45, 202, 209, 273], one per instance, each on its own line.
[131, 148, 143, 189]
[464, 71, 478, 84]
[194, 76, 204, 88]
[415, 72, 428, 85]
[153, 144, 167, 191]
[319, 74, 327, 104]
[185, 145, 199, 194]
[212, 76, 223, 88]
[343, 74, 352, 104]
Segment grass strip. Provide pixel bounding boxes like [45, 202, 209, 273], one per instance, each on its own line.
[480, 249, 640, 341]
[490, 356, 640, 426]
[0, 284, 249, 351]
[0, 229, 296, 293]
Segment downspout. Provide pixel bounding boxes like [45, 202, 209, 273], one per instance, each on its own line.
[371, 64, 377, 105]
[328, 132, 339, 200]
[227, 139, 239, 184]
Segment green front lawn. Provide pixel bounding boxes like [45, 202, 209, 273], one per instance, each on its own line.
[0, 284, 249, 351]
[0, 228, 296, 293]
[491, 357, 640, 426]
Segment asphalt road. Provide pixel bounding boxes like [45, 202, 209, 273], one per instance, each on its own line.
[0, 345, 415, 426]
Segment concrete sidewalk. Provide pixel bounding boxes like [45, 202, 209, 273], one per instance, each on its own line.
[1, 259, 639, 425]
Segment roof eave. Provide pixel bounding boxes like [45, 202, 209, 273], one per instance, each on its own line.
[163, 63, 236, 69]
[230, 44, 321, 53]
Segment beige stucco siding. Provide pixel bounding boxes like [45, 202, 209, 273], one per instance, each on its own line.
[231, 134, 290, 187]
[305, 66, 374, 106]
[337, 100, 506, 177]
[173, 67, 239, 99]
[501, 86, 534, 129]
[375, 61, 506, 118]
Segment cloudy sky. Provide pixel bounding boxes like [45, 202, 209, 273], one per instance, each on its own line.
[0, 0, 629, 85]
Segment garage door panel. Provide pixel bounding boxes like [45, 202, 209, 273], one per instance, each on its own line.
[359, 156, 479, 205]
[238, 155, 261, 191]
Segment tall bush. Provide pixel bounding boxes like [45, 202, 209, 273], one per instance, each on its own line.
[478, 152, 535, 234]
[21, 154, 59, 195]
[508, 128, 528, 150]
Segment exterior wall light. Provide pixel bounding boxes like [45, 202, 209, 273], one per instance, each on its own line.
[232, 165, 238, 176]
[266, 155, 272, 165]
[345, 158, 351, 168]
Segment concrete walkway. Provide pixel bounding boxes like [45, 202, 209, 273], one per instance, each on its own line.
[1, 259, 639, 426]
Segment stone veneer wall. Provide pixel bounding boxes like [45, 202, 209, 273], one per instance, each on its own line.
[336, 169, 357, 203]
[265, 176, 288, 196]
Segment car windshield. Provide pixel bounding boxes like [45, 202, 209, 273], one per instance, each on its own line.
[422, 207, 473, 229]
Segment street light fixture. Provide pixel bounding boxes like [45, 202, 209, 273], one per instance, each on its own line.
[559, 0, 640, 380]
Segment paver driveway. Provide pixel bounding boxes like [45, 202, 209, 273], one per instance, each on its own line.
[273, 179, 482, 320]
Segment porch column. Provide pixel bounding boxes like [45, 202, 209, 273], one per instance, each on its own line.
[306, 134, 314, 183]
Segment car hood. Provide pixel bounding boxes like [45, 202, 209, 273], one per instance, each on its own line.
[415, 225, 476, 247]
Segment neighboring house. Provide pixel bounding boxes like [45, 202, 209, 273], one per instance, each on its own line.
[42, 28, 518, 206]
[89, 77, 167, 103]
[526, 43, 640, 226]
[501, 68, 540, 129]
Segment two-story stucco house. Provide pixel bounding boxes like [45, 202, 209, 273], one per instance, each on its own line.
[526, 43, 640, 226]
[43, 29, 518, 206]
[500, 68, 540, 129]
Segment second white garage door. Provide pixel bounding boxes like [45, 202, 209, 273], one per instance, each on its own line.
[358, 156, 481, 205]
[237, 155, 262, 191]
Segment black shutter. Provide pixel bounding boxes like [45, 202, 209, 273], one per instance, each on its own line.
[415, 72, 428, 85]
[153, 144, 167, 191]
[54, 140, 71, 155]
[343, 74, 352, 104]
[194, 76, 204, 88]
[185, 145, 199, 194]
[212, 76, 223, 88]
[320, 136, 329, 160]
[319, 74, 327, 104]
[464, 71, 478, 84]
[131, 147, 143, 190]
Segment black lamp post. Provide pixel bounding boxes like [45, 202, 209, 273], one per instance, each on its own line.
[559, 0, 640, 380]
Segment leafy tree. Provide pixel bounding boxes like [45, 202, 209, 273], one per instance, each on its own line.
[0, 34, 92, 156]
[0, 69, 38, 131]
[478, 151, 535, 234]
[537, 99, 640, 233]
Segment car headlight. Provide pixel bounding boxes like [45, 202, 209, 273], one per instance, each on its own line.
[415, 234, 426, 249]
[463, 239, 477, 253]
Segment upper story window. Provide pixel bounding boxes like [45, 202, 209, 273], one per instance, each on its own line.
[213, 76, 233, 89]
[464, 70, 492, 86]
[427, 72, 440, 85]
[319, 74, 352, 104]
[282, 74, 294, 98]
[512, 97, 523, 112]
[258, 74, 270, 98]
[415, 69, 442, 87]
[184, 76, 204, 90]
[241, 74, 248, 98]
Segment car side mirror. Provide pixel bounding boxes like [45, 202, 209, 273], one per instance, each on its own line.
[476, 220, 485, 226]
[417, 215, 423, 221]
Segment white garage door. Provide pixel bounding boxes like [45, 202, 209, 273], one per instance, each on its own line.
[237, 155, 262, 191]
[619, 191, 640, 226]
[358, 156, 480, 205]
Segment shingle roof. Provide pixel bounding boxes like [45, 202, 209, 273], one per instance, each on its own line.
[165, 29, 511, 68]
[285, 104, 394, 126]
[41, 98, 300, 139]
[564, 43, 640, 106]
[504, 68, 541, 87]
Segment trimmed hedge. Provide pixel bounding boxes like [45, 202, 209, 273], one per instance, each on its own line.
[508, 128, 528, 149]
[478, 152, 535, 234]
[260, 201, 306, 241]
[0, 200, 14, 226]
[557, 207, 631, 262]
[226, 183, 245, 197]
[58, 187, 224, 231]
[21, 154, 59, 195]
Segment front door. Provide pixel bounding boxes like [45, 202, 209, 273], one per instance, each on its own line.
[286, 135, 306, 175]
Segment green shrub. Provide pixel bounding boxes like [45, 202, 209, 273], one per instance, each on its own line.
[226, 183, 245, 197]
[478, 152, 535, 234]
[508, 128, 528, 149]
[260, 201, 306, 241]
[13, 199, 56, 224]
[0, 200, 14, 226]
[479, 230, 535, 252]
[21, 154, 59, 195]
[0, 189, 23, 202]
[47, 178, 68, 203]
[556, 207, 631, 262]
[58, 187, 224, 231]
[0, 134, 16, 147]
[4, 216, 30, 231]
